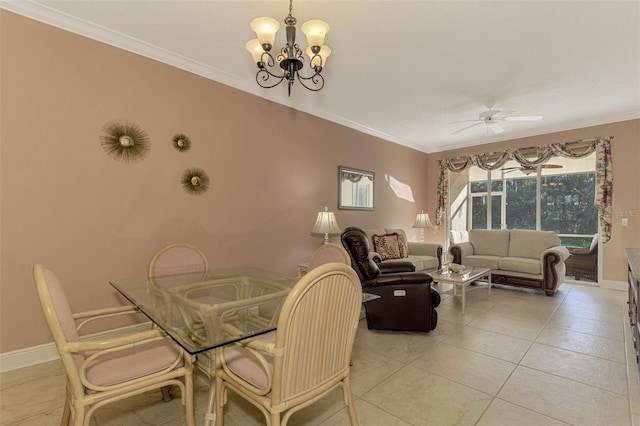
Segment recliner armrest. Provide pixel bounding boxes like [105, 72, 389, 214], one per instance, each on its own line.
[362, 271, 433, 287]
[379, 261, 415, 274]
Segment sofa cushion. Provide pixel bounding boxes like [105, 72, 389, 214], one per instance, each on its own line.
[469, 229, 510, 257]
[409, 255, 438, 270]
[372, 233, 402, 260]
[508, 229, 560, 259]
[499, 257, 541, 275]
[385, 228, 408, 258]
[464, 255, 501, 270]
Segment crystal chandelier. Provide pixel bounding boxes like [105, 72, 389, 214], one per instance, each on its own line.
[246, 0, 330, 96]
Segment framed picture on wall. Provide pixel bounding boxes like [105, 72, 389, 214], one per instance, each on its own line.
[338, 166, 374, 211]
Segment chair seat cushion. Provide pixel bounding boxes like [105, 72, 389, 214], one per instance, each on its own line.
[222, 331, 276, 390]
[85, 339, 183, 389]
[407, 255, 439, 270]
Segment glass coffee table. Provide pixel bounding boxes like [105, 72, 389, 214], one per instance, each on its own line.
[430, 267, 491, 314]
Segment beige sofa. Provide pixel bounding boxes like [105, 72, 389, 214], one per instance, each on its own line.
[334, 227, 441, 272]
[449, 229, 570, 296]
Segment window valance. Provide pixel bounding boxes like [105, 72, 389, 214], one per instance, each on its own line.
[435, 137, 613, 243]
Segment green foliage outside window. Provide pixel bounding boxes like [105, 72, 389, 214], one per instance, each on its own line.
[468, 172, 597, 244]
[541, 173, 597, 235]
[505, 178, 537, 229]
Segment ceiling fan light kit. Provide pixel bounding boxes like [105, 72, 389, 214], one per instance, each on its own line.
[246, 0, 330, 96]
[451, 105, 543, 135]
[488, 122, 505, 134]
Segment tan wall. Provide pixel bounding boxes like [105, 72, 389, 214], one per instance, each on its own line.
[2, 11, 638, 355]
[425, 119, 640, 283]
[0, 12, 430, 353]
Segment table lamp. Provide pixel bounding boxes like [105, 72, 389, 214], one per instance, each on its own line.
[412, 210, 434, 243]
[311, 206, 342, 244]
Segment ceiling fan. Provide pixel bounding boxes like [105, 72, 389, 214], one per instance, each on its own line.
[451, 105, 543, 135]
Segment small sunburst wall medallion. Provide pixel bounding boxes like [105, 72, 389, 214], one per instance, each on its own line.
[172, 134, 191, 152]
[181, 167, 209, 195]
[99, 120, 150, 163]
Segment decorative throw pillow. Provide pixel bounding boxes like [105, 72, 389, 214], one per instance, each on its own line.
[372, 233, 402, 261]
[385, 228, 409, 258]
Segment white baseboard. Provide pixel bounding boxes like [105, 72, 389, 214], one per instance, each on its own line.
[599, 279, 627, 292]
[565, 278, 627, 292]
[0, 322, 151, 373]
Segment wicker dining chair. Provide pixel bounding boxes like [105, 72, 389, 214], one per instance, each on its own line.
[33, 264, 195, 426]
[213, 262, 362, 426]
[307, 242, 351, 271]
[148, 243, 209, 281]
[147, 243, 209, 323]
[148, 243, 217, 380]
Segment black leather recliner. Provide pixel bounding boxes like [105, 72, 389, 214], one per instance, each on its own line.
[341, 226, 440, 332]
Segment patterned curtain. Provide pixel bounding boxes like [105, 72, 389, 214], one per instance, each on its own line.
[435, 137, 613, 243]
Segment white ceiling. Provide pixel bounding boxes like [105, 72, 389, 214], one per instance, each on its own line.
[4, 1, 640, 153]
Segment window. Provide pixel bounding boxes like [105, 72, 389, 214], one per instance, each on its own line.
[463, 154, 597, 246]
[469, 181, 503, 229]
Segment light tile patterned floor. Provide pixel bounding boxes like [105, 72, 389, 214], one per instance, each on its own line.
[2, 283, 639, 425]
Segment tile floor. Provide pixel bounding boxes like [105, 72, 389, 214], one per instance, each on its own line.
[2, 282, 639, 425]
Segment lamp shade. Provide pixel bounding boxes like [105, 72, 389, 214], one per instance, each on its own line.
[250, 17, 280, 47]
[312, 207, 341, 235]
[301, 20, 329, 48]
[306, 45, 331, 68]
[412, 211, 434, 229]
[246, 39, 265, 64]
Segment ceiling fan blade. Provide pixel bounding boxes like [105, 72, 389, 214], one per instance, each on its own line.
[504, 115, 543, 122]
[540, 164, 562, 169]
[448, 119, 481, 124]
[451, 121, 483, 134]
[492, 110, 515, 119]
[489, 122, 504, 134]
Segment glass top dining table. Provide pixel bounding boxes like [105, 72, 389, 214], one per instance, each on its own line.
[110, 267, 298, 354]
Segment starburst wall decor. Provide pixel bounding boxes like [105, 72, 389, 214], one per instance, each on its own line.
[181, 167, 209, 195]
[172, 133, 191, 152]
[99, 120, 150, 163]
